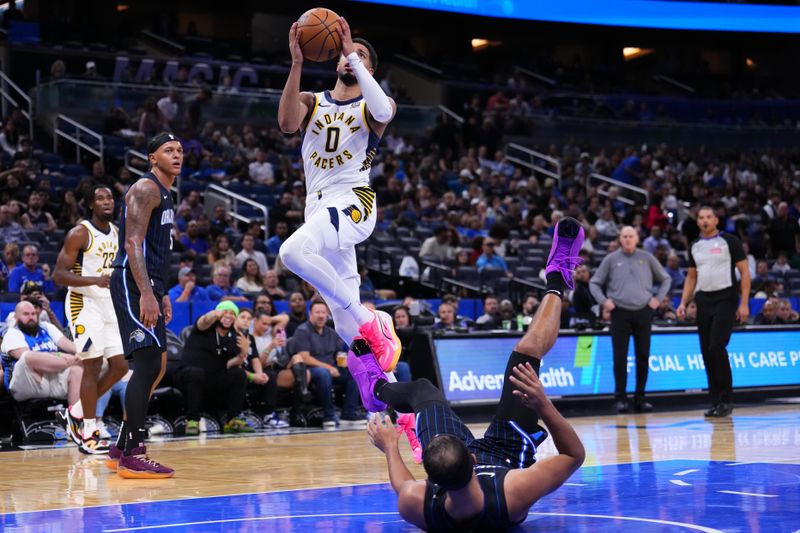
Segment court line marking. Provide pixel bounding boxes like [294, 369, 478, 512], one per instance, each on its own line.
[725, 457, 800, 466]
[718, 490, 777, 498]
[670, 479, 692, 486]
[527, 512, 724, 532]
[101, 512, 402, 532]
[674, 469, 699, 476]
[563, 482, 587, 486]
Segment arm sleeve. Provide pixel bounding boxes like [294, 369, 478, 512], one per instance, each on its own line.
[687, 242, 697, 268]
[726, 234, 746, 263]
[347, 53, 393, 123]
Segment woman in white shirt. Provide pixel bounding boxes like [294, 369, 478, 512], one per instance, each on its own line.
[236, 258, 265, 295]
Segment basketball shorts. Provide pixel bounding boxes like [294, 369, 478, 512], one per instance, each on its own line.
[66, 294, 124, 359]
[110, 269, 166, 358]
[415, 352, 549, 469]
[304, 185, 377, 279]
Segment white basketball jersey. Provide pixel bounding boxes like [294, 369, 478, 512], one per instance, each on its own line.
[301, 90, 380, 195]
[68, 220, 119, 300]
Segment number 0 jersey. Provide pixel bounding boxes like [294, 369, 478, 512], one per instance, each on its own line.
[301, 90, 381, 195]
[67, 220, 118, 300]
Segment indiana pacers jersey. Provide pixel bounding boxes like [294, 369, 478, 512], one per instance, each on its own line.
[301, 90, 381, 195]
[67, 220, 118, 300]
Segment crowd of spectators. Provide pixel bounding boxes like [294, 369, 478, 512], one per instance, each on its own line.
[1, 78, 800, 433]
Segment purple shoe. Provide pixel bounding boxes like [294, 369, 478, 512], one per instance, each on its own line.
[105, 443, 121, 471]
[117, 446, 174, 479]
[347, 338, 388, 413]
[545, 217, 585, 289]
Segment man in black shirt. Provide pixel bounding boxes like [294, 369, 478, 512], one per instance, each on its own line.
[768, 202, 800, 258]
[285, 292, 308, 337]
[181, 301, 254, 433]
[678, 206, 750, 418]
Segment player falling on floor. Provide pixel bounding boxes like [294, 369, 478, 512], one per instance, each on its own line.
[107, 132, 179, 479]
[54, 185, 129, 455]
[277, 16, 402, 373]
[348, 217, 587, 532]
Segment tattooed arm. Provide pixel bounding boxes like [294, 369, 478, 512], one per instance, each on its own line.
[124, 179, 161, 329]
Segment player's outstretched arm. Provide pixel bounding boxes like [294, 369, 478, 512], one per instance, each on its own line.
[337, 17, 396, 125]
[504, 363, 585, 520]
[278, 22, 314, 133]
[53, 225, 109, 288]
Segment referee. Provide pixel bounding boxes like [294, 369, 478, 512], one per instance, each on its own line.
[590, 226, 671, 414]
[677, 206, 750, 418]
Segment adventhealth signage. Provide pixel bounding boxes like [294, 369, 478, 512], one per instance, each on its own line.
[434, 329, 800, 404]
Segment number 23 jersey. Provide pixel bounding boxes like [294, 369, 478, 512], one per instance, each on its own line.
[68, 220, 118, 300]
[300, 90, 381, 195]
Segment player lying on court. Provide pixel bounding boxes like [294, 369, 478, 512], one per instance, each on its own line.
[347, 217, 587, 532]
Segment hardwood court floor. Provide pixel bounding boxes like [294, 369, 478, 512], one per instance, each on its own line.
[0, 403, 798, 530]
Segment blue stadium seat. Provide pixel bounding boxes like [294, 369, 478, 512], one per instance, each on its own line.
[61, 163, 87, 177]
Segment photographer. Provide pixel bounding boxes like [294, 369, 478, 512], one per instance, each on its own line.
[180, 302, 254, 433]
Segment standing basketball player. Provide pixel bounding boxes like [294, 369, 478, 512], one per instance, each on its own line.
[54, 185, 128, 454]
[277, 17, 401, 372]
[109, 132, 179, 478]
[349, 218, 586, 531]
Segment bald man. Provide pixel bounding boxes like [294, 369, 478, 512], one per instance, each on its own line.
[590, 226, 671, 413]
[0, 300, 81, 403]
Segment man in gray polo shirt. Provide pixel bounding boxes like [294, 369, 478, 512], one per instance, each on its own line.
[290, 300, 364, 429]
[590, 226, 671, 413]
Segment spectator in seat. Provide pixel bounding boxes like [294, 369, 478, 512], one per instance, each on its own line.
[248, 149, 275, 186]
[236, 258, 265, 296]
[475, 238, 513, 277]
[290, 300, 363, 429]
[390, 305, 413, 383]
[285, 291, 308, 337]
[244, 221, 268, 254]
[180, 220, 210, 257]
[207, 233, 236, 266]
[267, 221, 289, 256]
[768, 202, 800, 258]
[8, 244, 55, 293]
[777, 298, 799, 324]
[262, 269, 287, 300]
[1, 300, 81, 403]
[0, 242, 20, 289]
[665, 253, 685, 288]
[751, 260, 775, 294]
[571, 264, 596, 319]
[753, 299, 779, 325]
[771, 253, 791, 277]
[168, 266, 210, 304]
[432, 301, 468, 331]
[0, 203, 25, 244]
[180, 302, 254, 434]
[178, 190, 205, 221]
[206, 263, 249, 303]
[22, 191, 58, 232]
[5, 287, 62, 329]
[677, 298, 697, 325]
[235, 233, 269, 273]
[210, 204, 236, 238]
[596, 208, 621, 239]
[157, 87, 180, 131]
[474, 295, 501, 329]
[643, 226, 671, 255]
[420, 226, 454, 263]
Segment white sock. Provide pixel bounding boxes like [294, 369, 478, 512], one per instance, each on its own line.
[70, 401, 84, 419]
[83, 418, 97, 439]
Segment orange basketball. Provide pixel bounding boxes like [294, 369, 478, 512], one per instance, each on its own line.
[297, 7, 343, 63]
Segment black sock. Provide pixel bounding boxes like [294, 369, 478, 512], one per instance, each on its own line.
[124, 427, 148, 455]
[116, 421, 127, 449]
[545, 271, 567, 296]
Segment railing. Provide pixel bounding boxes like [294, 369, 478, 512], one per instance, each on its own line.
[205, 184, 268, 236]
[0, 69, 34, 140]
[514, 66, 556, 86]
[53, 113, 103, 160]
[438, 105, 464, 124]
[504, 142, 562, 186]
[587, 172, 649, 207]
[394, 54, 443, 76]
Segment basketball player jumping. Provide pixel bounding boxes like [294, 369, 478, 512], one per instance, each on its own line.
[108, 132, 179, 479]
[348, 218, 587, 531]
[277, 16, 401, 372]
[55, 185, 129, 455]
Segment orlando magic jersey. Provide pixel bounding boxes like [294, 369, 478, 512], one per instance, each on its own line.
[301, 90, 381, 194]
[112, 173, 174, 295]
[67, 220, 118, 300]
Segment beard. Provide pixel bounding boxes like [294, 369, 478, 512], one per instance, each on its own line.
[338, 71, 357, 87]
[17, 320, 39, 336]
[98, 211, 114, 223]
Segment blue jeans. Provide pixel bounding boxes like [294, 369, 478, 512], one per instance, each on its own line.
[96, 379, 129, 417]
[309, 366, 359, 421]
[394, 361, 412, 383]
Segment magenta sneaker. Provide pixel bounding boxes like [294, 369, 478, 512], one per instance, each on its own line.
[544, 217, 585, 289]
[396, 413, 423, 463]
[357, 309, 402, 372]
[346, 338, 388, 412]
[105, 443, 122, 471]
[117, 446, 174, 479]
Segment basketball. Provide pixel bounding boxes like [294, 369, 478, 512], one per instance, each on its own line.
[297, 7, 342, 63]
